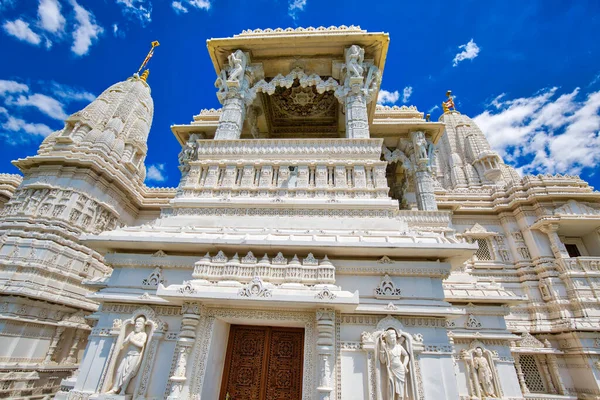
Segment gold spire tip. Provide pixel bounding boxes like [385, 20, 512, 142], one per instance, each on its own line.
[136, 40, 160, 75]
[140, 69, 150, 82]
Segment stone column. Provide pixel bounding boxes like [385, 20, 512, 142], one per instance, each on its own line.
[335, 45, 380, 139]
[316, 309, 335, 400]
[66, 329, 84, 364]
[547, 354, 566, 395]
[215, 96, 247, 140]
[411, 131, 438, 211]
[214, 50, 259, 140]
[539, 356, 557, 394]
[513, 354, 530, 395]
[540, 223, 570, 259]
[43, 326, 65, 363]
[167, 302, 202, 400]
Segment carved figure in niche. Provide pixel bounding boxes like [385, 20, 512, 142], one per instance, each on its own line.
[377, 328, 410, 400]
[106, 316, 148, 395]
[473, 347, 496, 397]
[345, 45, 365, 79]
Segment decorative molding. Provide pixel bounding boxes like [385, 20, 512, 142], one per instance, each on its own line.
[374, 274, 402, 299]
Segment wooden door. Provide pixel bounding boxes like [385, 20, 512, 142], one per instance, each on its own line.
[219, 325, 304, 400]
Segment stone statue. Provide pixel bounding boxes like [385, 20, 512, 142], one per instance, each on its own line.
[345, 45, 365, 79]
[377, 328, 410, 400]
[414, 132, 428, 160]
[473, 347, 496, 397]
[226, 49, 246, 83]
[106, 316, 148, 395]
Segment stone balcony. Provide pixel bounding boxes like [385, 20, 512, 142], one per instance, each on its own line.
[176, 137, 393, 206]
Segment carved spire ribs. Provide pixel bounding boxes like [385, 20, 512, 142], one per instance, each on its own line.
[192, 250, 335, 286]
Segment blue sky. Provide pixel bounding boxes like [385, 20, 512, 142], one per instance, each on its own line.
[0, 0, 599, 189]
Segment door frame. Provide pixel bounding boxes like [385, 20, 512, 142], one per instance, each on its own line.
[219, 325, 305, 400]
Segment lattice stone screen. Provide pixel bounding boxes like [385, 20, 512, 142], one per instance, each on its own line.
[475, 238, 492, 261]
[520, 354, 546, 393]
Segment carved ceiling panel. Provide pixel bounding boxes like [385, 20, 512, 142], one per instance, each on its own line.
[261, 79, 339, 137]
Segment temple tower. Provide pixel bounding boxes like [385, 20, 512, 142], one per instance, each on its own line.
[0, 71, 155, 395]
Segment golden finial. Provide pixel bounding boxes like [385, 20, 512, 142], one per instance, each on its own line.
[140, 69, 150, 82]
[136, 40, 160, 75]
[442, 90, 456, 114]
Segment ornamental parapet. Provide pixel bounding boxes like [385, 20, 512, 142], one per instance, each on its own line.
[192, 250, 335, 285]
[177, 138, 391, 202]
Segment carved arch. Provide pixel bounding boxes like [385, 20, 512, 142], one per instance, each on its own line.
[249, 67, 340, 97]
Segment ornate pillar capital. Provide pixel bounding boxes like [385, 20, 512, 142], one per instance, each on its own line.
[214, 50, 263, 140]
[334, 44, 381, 139]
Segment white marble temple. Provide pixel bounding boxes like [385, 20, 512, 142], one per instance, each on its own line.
[0, 26, 597, 400]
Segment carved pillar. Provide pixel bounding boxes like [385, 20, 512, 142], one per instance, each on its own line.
[316, 309, 335, 400]
[411, 131, 438, 211]
[335, 45, 380, 140]
[513, 354, 530, 395]
[66, 329, 84, 364]
[167, 302, 202, 400]
[43, 326, 65, 363]
[539, 357, 557, 394]
[540, 223, 570, 259]
[214, 50, 260, 140]
[546, 354, 566, 395]
[215, 96, 247, 140]
[460, 349, 480, 398]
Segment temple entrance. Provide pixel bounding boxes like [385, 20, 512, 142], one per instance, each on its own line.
[219, 325, 304, 400]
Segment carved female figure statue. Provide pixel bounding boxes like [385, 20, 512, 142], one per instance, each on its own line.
[106, 316, 148, 395]
[378, 328, 410, 400]
[346, 45, 365, 79]
[473, 348, 496, 398]
[414, 132, 428, 160]
[226, 50, 246, 83]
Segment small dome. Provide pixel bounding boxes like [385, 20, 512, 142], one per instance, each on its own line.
[82, 128, 103, 144]
[112, 137, 125, 157]
[95, 129, 116, 147]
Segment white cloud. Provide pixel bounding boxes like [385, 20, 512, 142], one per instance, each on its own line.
[50, 82, 95, 103]
[0, 107, 7, 114]
[38, 0, 66, 33]
[3, 19, 42, 46]
[0, 79, 29, 96]
[116, 0, 152, 25]
[2, 115, 54, 137]
[112, 23, 119, 35]
[288, 0, 306, 19]
[428, 105, 440, 113]
[377, 89, 400, 105]
[452, 39, 480, 67]
[171, 1, 188, 13]
[172, 0, 209, 13]
[70, 0, 103, 56]
[402, 86, 413, 104]
[146, 163, 166, 182]
[7, 93, 68, 120]
[473, 87, 600, 176]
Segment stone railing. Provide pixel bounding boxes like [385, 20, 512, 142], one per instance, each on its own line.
[559, 257, 600, 274]
[179, 138, 390, 200]
[192, 251, 335, 285]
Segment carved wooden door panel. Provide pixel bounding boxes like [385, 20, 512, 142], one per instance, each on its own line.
[220, 325, 304, 400]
